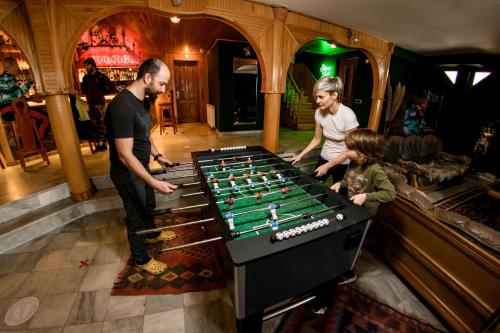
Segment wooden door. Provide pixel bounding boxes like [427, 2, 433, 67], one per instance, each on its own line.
[174, 60, 200, 123]
[338, 57, 358, 108]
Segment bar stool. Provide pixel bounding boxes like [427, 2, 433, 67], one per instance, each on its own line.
[159, 102, 177, 135]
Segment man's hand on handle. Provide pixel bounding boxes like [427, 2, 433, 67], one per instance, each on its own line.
[157, 155, 174, 168]
[152, 179, 177, 195]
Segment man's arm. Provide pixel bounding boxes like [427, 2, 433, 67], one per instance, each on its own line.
[150, 138, 173, 166]
[115, 138, 176, 194]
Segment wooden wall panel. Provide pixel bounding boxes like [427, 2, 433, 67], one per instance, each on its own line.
[0, 0, 19, 21]
[149, 0, 207, 13]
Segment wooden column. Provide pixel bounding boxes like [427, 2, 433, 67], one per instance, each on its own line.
[367, 49, 393, 131]
[262, 93, 281, 152]
[367, 98, 385, 131]
[0, 120, 16, 165]
[262, 6, 288, 153]
[44, 93, 95, 201]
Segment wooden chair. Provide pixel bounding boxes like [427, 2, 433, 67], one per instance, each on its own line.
[159, 90, 177, 135]
[11, 98, 50, 171]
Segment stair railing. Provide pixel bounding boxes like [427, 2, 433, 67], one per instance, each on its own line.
[285, 72, 303, 119]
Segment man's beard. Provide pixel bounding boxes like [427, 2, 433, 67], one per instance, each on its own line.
[145, 84, 161, 96]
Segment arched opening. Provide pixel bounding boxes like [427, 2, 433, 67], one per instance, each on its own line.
[0, 29, 53, 165]
[281, 38, 373, 132]
[68, 9, 267, 140]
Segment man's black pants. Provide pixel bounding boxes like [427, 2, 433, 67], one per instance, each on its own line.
[110, 166, 160, 264]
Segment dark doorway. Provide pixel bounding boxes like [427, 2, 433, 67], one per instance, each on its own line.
[338, 57, 358, 108]
[174, 60, 200, 123]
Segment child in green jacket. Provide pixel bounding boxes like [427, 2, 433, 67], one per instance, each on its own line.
[331, 128, 396, 215]
[330, 128, 396, 285]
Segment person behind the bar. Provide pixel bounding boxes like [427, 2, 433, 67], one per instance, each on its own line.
[81, 57, 115, 153]
[105, 58, 177, 275]
[291, 75, 359, 184]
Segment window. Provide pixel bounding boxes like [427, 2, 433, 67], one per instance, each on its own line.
[444, 70, 458, 84]
[472, 71, 491, 86]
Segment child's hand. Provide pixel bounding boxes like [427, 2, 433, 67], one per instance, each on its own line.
[350, 193, 367, 206]
[330, 182, 341, 193]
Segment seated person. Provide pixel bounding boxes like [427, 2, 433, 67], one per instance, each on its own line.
[0, 57, 49, 140]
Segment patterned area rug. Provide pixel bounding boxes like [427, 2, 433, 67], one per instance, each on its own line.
[276, 285, 444, 333]
[112, 212, 226, 295]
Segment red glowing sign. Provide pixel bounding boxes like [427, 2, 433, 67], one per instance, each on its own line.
[79, 47, 142, 67]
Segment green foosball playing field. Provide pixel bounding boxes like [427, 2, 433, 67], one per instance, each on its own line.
[201, 155, 332, 239]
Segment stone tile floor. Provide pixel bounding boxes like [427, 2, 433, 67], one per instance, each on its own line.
[0, 209, 447, 332]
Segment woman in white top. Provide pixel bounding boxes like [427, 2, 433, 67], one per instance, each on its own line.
[291, 76, 359, 183]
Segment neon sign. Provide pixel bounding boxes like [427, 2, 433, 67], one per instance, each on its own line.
[79, 48, 141, 67]
[320, 64, 332, 77]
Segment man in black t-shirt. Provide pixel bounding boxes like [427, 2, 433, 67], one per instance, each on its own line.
[105, 58, 177, 275]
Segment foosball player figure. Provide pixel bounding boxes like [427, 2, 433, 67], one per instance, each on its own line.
[229, 175, 239, 192]
[213, 178, 221, 195]
[244, 174, 255, 188]
[249, 164, 256, 175]
[206, 170, 213, 180]
[229, 166, 235, 178]
[269, 202, 279, 221]
[281, 186, 289, 197]
[246, 157, 253, 165]
[256, 191, 264, 201]
[225, 195, 236, 206]
[268, 218, 279, 231]
[273, 169, 286, 183]
[220, 160, 227, 171]
[225, 211, 235, 230]
[260, 172, 271, 186]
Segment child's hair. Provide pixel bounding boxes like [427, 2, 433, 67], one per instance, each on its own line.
[345, 128, 384, 165]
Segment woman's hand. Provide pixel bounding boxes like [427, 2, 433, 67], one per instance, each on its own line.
[350, 193, 367, 206]
[290, 154, 302, 165]
[314, 163, 330, 177]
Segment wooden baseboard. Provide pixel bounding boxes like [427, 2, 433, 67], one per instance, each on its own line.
[368, 197, 500, 333]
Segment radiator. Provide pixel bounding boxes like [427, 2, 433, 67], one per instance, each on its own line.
[206, 104, 215, 129]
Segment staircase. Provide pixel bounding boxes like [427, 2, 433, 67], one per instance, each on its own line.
[282, 64, 317, 131]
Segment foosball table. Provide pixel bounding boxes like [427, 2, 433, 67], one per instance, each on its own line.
[148, 146, 373, 332]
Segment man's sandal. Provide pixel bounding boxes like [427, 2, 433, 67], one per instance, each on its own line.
[146, 230, 176, 244]
[136, 258, 168, 275]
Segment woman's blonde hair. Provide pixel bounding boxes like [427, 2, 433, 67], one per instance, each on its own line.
[313, 75, 343, 96]
[345, 128, 385, 165]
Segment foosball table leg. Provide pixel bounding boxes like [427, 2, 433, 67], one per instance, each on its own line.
[236, 311, 263, 333]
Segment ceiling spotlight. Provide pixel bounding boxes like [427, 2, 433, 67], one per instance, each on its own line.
[171, 0, 182, 6]
[170, 16, 180, 23]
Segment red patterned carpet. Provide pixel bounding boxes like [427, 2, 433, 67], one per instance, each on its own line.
[276, 285, 444, 333]
[112, 212, 226, 296]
